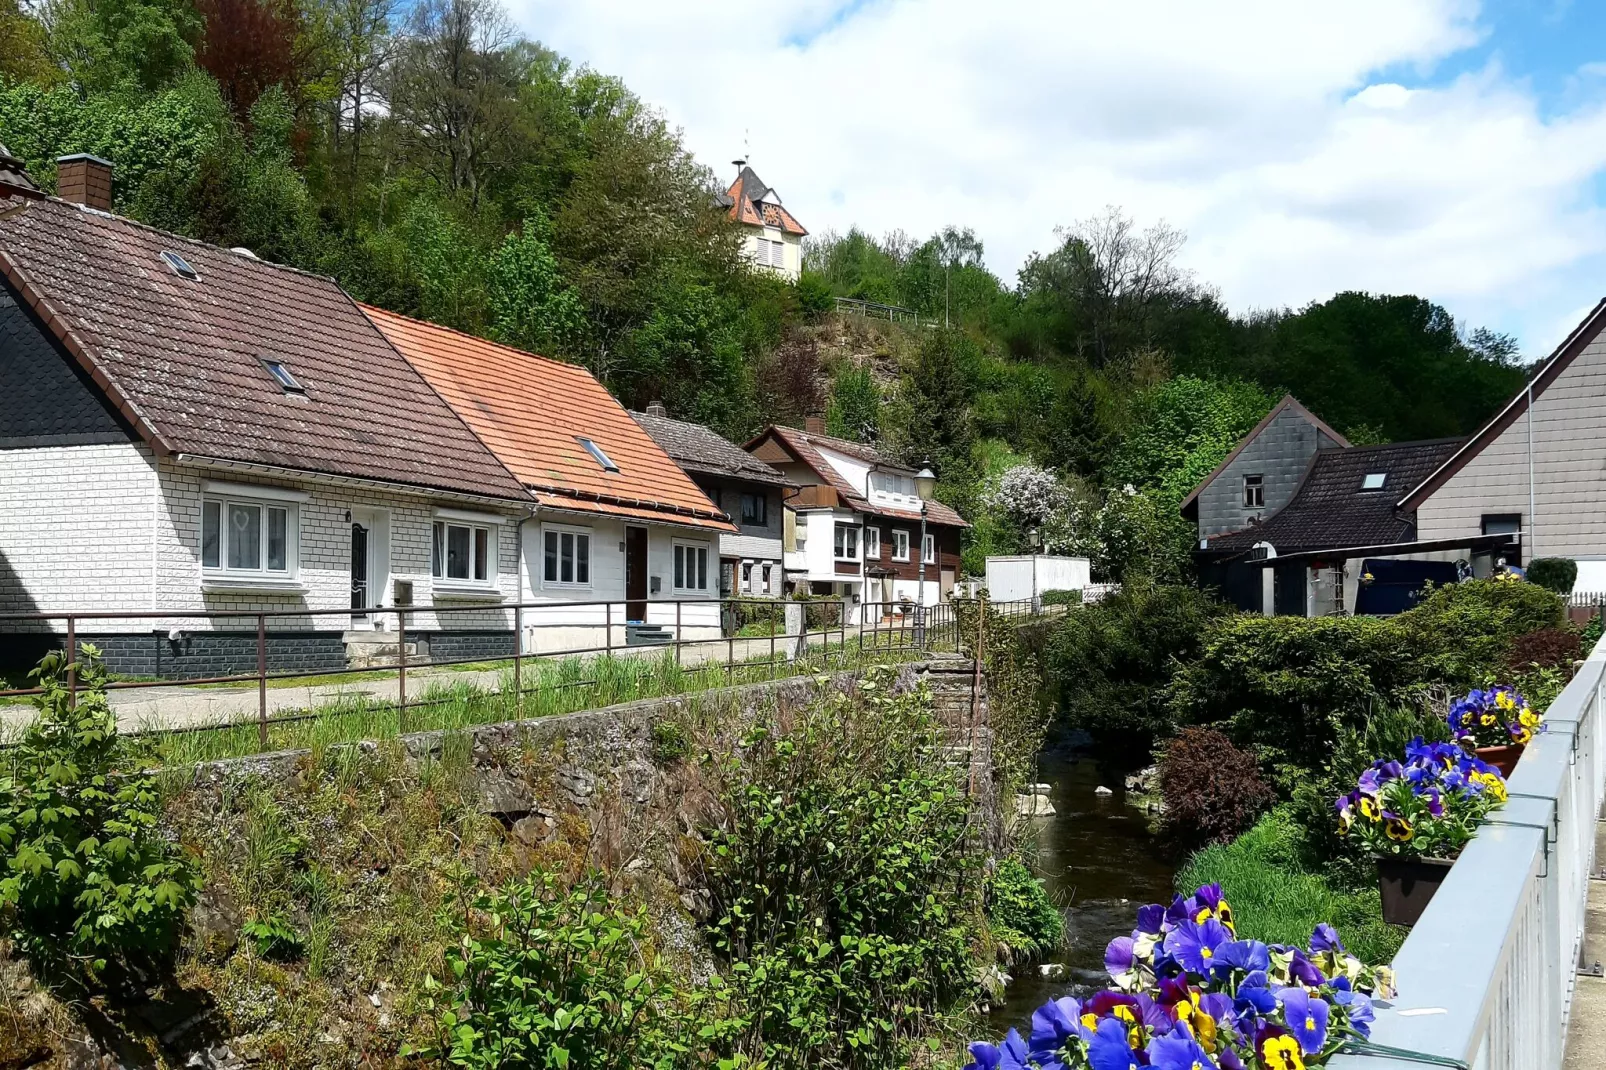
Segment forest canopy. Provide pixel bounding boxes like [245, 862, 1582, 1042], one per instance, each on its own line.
[0, 0, 1531, 578]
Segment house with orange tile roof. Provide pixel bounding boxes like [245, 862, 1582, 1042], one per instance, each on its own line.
[720, 163, 807, 281]
[745, 419, 968, 622]
[365, 306, 738, 651]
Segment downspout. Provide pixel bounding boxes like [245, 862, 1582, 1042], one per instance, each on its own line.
[1527, 378, 1536, 561]
[1253, 541, 1277, 617]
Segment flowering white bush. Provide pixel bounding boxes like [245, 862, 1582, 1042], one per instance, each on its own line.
[987, 464, 1067, 529]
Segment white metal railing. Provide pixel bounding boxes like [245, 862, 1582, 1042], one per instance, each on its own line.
[1328, 637, 1606, 1070]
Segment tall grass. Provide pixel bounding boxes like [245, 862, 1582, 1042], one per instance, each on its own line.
[1177, 808, 1407, 966]
[137, 645, 917, 768]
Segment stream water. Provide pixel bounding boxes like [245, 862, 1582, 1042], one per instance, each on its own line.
[985, 752, 1177, 1036]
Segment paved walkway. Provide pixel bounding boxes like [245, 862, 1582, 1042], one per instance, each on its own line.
[1564, 817, 1606, 1067]
[0, 630, 881, 733]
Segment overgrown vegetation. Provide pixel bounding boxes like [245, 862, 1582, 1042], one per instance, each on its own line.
[983, 857, 1063, 964]
[0, 647, 198, 994]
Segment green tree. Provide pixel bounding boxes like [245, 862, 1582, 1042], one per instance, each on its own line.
[824, 362, 880, 442]
[489, 215, 586, 358]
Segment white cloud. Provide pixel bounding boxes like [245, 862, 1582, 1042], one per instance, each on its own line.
[509, 0, 1606, 355]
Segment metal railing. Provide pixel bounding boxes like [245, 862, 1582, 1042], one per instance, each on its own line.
[1328, 635, 1606, 1070]
[833, 296, 938, 328]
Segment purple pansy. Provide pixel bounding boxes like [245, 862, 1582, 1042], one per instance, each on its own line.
[1278, 986, 1330, 1054]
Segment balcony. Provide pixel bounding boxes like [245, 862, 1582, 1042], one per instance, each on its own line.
[787, 484, 840, 510]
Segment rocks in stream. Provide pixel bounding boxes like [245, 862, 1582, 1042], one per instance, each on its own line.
[1094, 785, 1113, 797]
[1037, 963, 1066, 979]
[1014, 793, 1056, 816]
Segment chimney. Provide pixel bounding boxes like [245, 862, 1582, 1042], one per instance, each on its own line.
[645, 400, 668, 418]
[56, 154, 113, 212]
[804, 416, 825, 434]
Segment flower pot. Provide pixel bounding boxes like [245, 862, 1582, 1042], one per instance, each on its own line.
[1475, 743, 1524, 778]
[1377, 855, 1453, 926]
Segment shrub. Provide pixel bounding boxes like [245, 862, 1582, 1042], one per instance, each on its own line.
[1502, 627, 1582, 675]
[1400, 578, 1566, 686]
[1047, 582, 1228, 764]
[419, 870, 705, 1070]
[1526, 557, 1578, 596]
[1585, 610, 1604, 654]
[1178, 809, 1406, 967]
[650, 719, 691, 764]
[985, 857, 1062, 962]
[702, 668, 977, 1068]
[1039, 588, 1082, 606]
[1157, 727, 1276, 849]
[0, 647, 199, 991]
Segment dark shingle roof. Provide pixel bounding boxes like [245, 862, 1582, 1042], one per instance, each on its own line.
[0, 197, 527, 501]
[1208, 438, 1465, 553]
[723, 166, 807, 236]
[753, 424, 969, 528]
[0, 143, 39, 197]
[631, 410, 791, 486]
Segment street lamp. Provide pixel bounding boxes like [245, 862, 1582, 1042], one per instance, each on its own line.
[914, 465, 936, 643]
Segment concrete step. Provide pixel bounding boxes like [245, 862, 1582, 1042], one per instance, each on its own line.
[626, 623, 674, 647]
[344, 631, 429, 669]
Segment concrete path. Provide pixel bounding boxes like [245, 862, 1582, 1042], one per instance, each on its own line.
[0, 629, 877, 733]
[1563, 818, 1606, 1067]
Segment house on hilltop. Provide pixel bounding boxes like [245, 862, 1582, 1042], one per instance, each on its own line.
[719, 162, 807, 282]
[745, 419, 967, 621]
[631, 403, 791, 599]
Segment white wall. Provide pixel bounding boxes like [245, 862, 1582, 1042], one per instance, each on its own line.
[813, 446, 871, 497]
[1415, 333, 1606, 558]
[984, 556, 1091, 602]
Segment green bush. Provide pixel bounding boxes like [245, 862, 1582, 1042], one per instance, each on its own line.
[1039, 588, 1082, 606]
[420, 870, 711, 1070]
[0, 647, 199, 991]
[702, 668, 977, 1068]
[1047, 582, 1229, 763]
[1526, 558, 1578, 596]
[985, 857, 1063, 962]
[1400, 578, 1566, 685]
[1178, 810, 1406, 967]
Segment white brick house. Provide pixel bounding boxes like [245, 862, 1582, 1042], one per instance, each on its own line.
[720, 164, 807, 282]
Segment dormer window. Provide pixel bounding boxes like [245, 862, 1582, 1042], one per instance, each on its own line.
[1361, 473, 1386, 490]
[262, 359, 304, 394]
[578, 437, 619, 472]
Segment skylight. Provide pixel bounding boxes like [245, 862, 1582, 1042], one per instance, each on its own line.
[1361, 473, 1386, 490]
[263, 359, 304, 394]
[579, 437, 619, 472]
[160, 250, 199, 280]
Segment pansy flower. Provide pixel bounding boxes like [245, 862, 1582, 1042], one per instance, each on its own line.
[964, 1028, 1029, 1070]
[1164, 917, 1232, 975]
[1277, 987, 1330, 1055]
[1106, 935, 1140, 989]
[1030, 995, 1089, 1056]
[1148, 1023, 1218, 1070]
[1309, 924, 1344, 954]
[1086, 1015, 1141, 1070]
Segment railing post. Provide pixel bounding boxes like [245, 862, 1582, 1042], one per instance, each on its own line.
[675, 600, 682, 669]
[513, 604, 523, 712]
[397, 607, 407, 729]
[606, 601, 612, 657]
[65, 614, 76, 710]
[257, 613, 268, 749]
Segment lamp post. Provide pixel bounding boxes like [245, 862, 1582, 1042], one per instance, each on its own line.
[914, 464, 936, 645]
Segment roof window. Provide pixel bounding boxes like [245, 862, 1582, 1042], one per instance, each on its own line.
[160, 250, 199, 280]
[579, 437, 619, 472]
[262, 359, 304, 394]
[1361, 473, 1387, 490]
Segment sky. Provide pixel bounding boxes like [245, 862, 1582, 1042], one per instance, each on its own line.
[509, 0, 1606, 358]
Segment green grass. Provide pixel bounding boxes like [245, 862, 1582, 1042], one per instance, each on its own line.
[1177, 808, 1408, 966]
[132, 645, 918, 768]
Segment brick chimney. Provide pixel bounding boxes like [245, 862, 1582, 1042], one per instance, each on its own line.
[645, 400, 668, 418]
[804, 415, 825, 434]
[56, 154, 113, 212]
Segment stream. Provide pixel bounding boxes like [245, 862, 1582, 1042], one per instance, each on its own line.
[985, 752, 1177, 1035]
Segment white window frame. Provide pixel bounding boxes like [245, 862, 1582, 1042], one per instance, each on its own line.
[891, 529, 911, 562]
[1243, 474, 1264, 508]
[834, 523, 861, 562]
[540, 523, 593, 590]
[433, 511, 500, 592]
[865, 526, 881, 559]
[922, 533, 936, 565]
[672, 540, 711, 593]
[199, 482, 304, 589]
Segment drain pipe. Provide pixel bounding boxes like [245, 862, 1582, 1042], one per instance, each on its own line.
[1253, 541, 1277, 617]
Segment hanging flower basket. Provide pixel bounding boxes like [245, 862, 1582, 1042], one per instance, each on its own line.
[1376, 855, 1454, 927]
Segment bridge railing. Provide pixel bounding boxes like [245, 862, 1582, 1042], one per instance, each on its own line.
[1327, 636, 1606, 1070]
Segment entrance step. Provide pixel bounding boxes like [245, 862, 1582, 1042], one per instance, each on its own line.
[625, 622, 674, 647]
[343, 630, 431, 669]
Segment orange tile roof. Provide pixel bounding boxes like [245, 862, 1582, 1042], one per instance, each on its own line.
[363, 306, 734, 533]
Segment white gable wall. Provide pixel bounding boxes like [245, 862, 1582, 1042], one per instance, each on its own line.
[1414, 332, 1606, 559]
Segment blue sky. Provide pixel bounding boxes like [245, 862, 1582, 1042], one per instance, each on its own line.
[514, 0, 1606, 359]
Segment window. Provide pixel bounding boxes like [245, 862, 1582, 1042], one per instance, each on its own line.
[160, 250, 199, 280]
[762, 563, 773, 595]
[674, 541, 709, 591]
[865, 526, 881, 559]
[869, 471, 917, 499]
[834, 523, 861, 561]
[922, 533, 936, 565]
[1482, 514, 1523, 536]
[741, 561, 753, 590]
[891, 529, 910, 561]
[1243, 474, 1265, 508]
[435, 521, 495, 584]
[202, 496, 295, 576]
[263, 359, 304, 394]
[540, 525, 591, 587]
[578, 437, 619, 472]
[1360, 473, 1387, 490]
[740, 492, 767, 526]
[770, 240, 785, 269]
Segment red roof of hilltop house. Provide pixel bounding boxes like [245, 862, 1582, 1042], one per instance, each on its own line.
[364, 305, 735, 532]
[720, 166, 807, 236]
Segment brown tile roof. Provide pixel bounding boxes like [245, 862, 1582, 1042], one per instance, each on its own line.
[0, 197, 526, 500]
[723, 166, 807, 236]
[365, 306, 735, 533]
[1207, 438, 1464, 553]
[0, 143, 40, 199]
[751, 424, 969, 528]
[631, 410, 792, 487]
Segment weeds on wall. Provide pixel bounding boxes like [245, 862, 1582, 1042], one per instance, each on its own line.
[0, 646, 199, 994]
